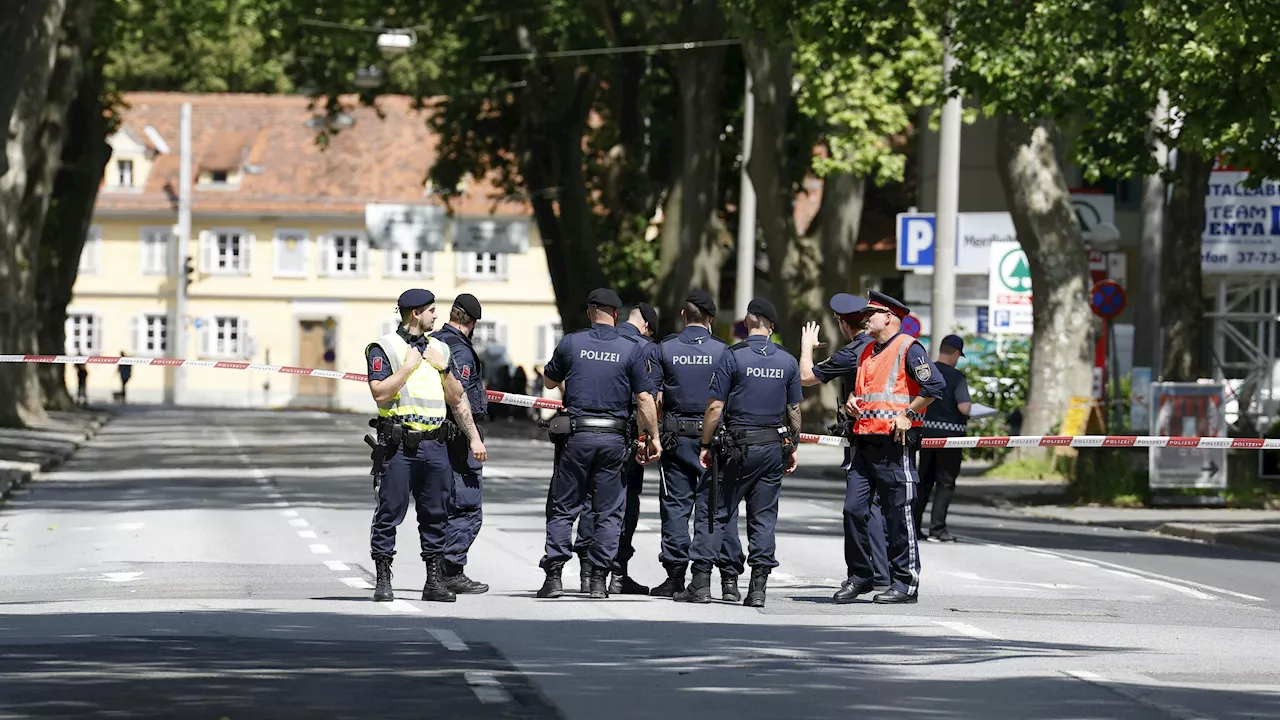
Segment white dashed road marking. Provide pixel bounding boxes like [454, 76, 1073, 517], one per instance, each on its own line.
[282, 510, 298, 517]
[465, 672, 512, 704]
[429, 629, 469, 651]
[289, 518, 309, 527]
[297, 530, 317, 539]
[384, 600, 421, 614]
[341, 577, 373, 589]
[309, 544, 332, 555]
[934, 620, 1001, 640]
[324, 561, 350, 571]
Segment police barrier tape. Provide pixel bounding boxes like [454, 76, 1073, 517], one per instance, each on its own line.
[4, 353, 1272, 451]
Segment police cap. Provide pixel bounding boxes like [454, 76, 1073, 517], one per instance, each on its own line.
[746, 298, 779, 326]
[685, 289, 717, 317]
[453, 293, 483, 320]
[867, 290, 910, 319]
[829, 292, 869, 316]
[397, 288, 435, 310]
[635, 302, 659, 331]
[586, 287, 623, 309]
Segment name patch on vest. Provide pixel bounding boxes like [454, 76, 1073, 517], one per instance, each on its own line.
[673, 355, 713, 365]
[746, 367, 785, 379]
[580, 349, 621, 363]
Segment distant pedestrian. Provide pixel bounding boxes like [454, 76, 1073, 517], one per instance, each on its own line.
[118, 351, 132, 404]
[75, 363, 88, 405]
[913, 335, 972, 543]
[512, 365, 529, 419]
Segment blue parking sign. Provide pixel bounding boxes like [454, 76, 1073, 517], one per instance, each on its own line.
[896, 213, 936, 270]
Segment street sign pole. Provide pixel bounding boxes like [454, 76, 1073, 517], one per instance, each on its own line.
[931, 32, 961, 355]
[1090, 279, 1128, 431]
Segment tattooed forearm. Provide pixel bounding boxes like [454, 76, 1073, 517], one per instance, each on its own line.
[786, 403, 802, 439]
[451, 393, 478, 441]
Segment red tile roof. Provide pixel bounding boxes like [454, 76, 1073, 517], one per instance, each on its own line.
[96, 92, 529, 217]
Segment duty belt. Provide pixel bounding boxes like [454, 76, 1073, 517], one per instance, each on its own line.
[570, 416, 628, 435]
[662, 414, 704, 438]
[722, 426, 788, 448]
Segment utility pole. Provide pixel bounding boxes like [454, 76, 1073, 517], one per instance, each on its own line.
[734, 66, 756, 322]
[171, 102, 192, 405]
[1137, 90, 1169, 378]
[931, 32, 961, 354]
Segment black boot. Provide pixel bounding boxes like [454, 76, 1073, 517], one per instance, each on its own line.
[673, 568, 712, 603]
[579, 557, 592, 593]
[720, 570, 741, 603]
[744, 567, 769, 607]
[373, 555, 394, 602]
[609, 563, 650, 595]
[536, 561, 565, 599]
[589, 566, 610, 599]
[421, 555, 457, 602]
[442, 561, 490, 594]
[650, 564, 687, 597]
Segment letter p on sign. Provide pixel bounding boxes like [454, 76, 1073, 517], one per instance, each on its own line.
[905, 218, 933, 265]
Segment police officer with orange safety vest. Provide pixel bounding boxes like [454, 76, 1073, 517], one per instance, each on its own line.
[836, 290, 944, 604]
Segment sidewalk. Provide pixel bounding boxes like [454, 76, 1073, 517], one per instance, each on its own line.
[0, 409, 113, 503]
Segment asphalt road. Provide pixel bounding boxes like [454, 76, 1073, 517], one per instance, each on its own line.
[2, 407, 1279, 719]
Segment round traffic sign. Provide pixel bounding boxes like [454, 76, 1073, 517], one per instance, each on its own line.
[902, 314, 921, 338]
[1090, 280, 1126, 319]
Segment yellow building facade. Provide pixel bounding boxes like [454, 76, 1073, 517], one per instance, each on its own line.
[65, 92, 561, 411]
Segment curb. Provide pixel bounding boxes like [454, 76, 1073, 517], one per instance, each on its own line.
[0, 411, 113, 505]
[1154, 522, 1280, 557]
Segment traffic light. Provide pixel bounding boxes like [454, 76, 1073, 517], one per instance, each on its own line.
[183, 257, 194, 291]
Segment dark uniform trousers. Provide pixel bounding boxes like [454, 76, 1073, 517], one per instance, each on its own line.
[443, 429, 484, 569]
[916, 447, 963, 535]
[572, 452, 644, 575]
[843, 447, 891, 586]
[844, 436, 922, 595]
[662, 434, 745, 573]
[692, 441, 783, 573]
[541, 431, 629, 570]
[370, 438, 452, 559]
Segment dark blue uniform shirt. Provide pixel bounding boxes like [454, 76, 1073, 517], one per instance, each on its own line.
[813, 331, 874, 402]
[922, 362, 972, 437]
[709, 335, 802, 429]
[366, 327, 429, 382]
[543, 322, 655, 419]
[865, 332, 947, 400]
[658, 326, 728, 416]
[617, 321, 661, 413]
[431, 323, 488, 415]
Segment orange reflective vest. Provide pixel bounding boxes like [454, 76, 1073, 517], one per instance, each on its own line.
[852, 333, 926, 435]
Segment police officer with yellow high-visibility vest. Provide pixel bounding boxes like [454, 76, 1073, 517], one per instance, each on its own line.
[840, 291, 944, 604]
[365, 289, 488, 603]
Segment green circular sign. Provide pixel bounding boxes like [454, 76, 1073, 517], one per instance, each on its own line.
[998, 248, 1032, 293]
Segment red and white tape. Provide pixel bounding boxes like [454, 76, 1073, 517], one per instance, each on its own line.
[4, 354, 1270, 451]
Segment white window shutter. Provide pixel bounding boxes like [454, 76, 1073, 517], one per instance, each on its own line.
[244, 233, 255, 275]
[131, 314, 141, 355]
[64, 316, 75, 355]
[138, 230, 147, 273]
[358, 236, 370, 276]
[455, 251, 469, 280]
[93, 313, 103, 355]
[241, 316, 252, 358]
[497, 323, 509, 349]
[424, 251, 434, 277]
[316, 234, 330, 277]
[382, 246, 396, 277]
[380, 319, 397, 337]
[198, 320, 211, 357]
[497, 253, 510, 280]
[198, 231, 213, 272]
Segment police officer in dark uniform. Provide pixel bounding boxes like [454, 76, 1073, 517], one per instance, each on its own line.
[365, 289, 488, 603]
[430, 293, 490, 594]
[914, 334, 971, 542]
[675, 299, 801, 607]
[799, 293, 891, 597]
[649, 290, 746, 599]
[536, 288, 662, 599]
[572, 302, 661, 594]
[840, 291, 945, 604]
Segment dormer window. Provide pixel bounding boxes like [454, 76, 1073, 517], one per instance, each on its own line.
[117, 159, 134, 187]
[211, 170, 228, 184]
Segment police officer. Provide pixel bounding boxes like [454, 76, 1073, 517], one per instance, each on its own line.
[840, 291, 945, 604]
[430, 293, 490, 594]
[536, 288, 662, 599]
[365, 289, 488, 603]
[572, 302, 661, 594]
[676, 299, 801, 607]
[798, 293, 892, 599]
[914, 334, 971, 543]
[649, 290, 746, 600]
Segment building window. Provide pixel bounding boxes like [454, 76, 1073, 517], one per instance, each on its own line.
[133, 313, 168, 355]
[117, 159, 134, 187]
[65, 313, 100, 355]
[273, 229, 309, 277]
[323, 233, 367, 276]
[537, 322, 563, 363]
[201, 315, 248, 358]
[79, 225, 102, 274]
[384, 249, 432, 278]
[140, 226, 171, 275]
[211, 170, 228, 184]
[457, 251, 507, 280]
[199, 229, 252, 274]
[472, 320, 500, 349]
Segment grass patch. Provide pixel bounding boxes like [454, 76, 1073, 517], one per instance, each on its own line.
[982, 454, 1069, 481]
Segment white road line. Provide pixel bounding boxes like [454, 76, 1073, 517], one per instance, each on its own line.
[254, 477, 270, 485]
[266, 492, 283, 499]
[933, 620, 1001, 640]
[1102, 570, 1218, 600]
[308, 544, 331, 554]
[282, 510, 299, 517]
[428, 629, 469, 651]
[297, 530, 317, 539]
[384, 600, 420, 613]
[273, 501, 290, 508]
[978, 537, 1266, 602]
[465, 672, 512, 704]
[324, 561, 350, 571]
[341, 577, 373, 589]
[1064, 671, 1216, 720]
[289, 519, 309, 527]
[1065, 560, 1098, 568]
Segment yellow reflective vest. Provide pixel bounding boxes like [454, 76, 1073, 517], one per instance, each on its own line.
[366, 330, 451, 431]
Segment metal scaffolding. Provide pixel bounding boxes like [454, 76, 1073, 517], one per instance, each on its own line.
[1207, 275, 1279, 435]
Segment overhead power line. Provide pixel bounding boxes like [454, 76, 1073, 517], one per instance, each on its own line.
[478, 38, 742, 62]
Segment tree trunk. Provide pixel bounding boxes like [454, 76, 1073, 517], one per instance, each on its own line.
[1161, 149, 1212, 382]
[995, 116, 1094, 443]
[0, 0, 58, 178]
[0, 0, 67, 428]
[39, 19, 110, 411]
[654, 0, 728, 327]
